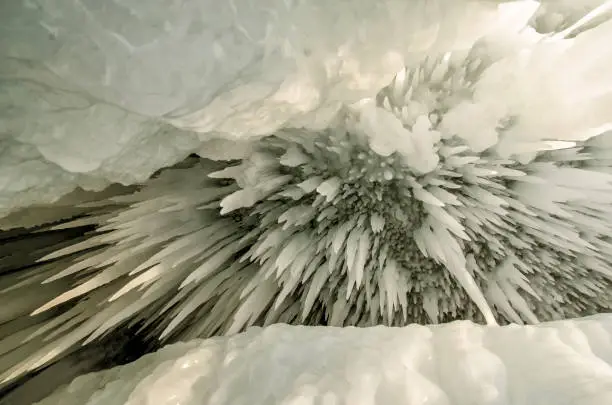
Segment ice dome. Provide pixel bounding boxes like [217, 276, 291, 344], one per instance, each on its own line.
[2, 0, 612, 404]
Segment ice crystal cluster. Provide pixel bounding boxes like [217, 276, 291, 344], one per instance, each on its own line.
[2, 0, 612, 403]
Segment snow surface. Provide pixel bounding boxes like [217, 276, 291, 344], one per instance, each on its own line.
[0, 0, 546, 219]
[35, 315, 612, 405]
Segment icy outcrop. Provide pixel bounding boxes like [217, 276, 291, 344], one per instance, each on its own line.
[0, 0, 542, 218]
[36, 315, 612, 405]
[3, 1, 612, 403]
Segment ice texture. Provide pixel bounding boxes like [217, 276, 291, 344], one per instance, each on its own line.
[35, 315, 612, 405]
[3, 1, 612, 403]
[0, 0, 547, 219]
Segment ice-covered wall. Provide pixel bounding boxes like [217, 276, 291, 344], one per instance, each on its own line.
[36, 315, 612, 405]
[0, 0, 539, 219]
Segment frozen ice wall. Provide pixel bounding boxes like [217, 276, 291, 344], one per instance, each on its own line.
[0, 0, 538, 219]
[36, 316, 612, 405]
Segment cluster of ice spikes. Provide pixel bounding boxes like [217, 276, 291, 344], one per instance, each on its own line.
[4, 42, 612, 385]
[3, 0, 612, 391]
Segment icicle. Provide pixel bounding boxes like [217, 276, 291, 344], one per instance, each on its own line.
[274, 233, 311, 277]
[302, 266, 329, 321]
[498, 278, 539, 324]
[280, 145, 309, 167]
[180, 240, 241, 288]
[347, 230, 370, 299]
[423, 293, 439, 323]
[554, 0, 612, 39]
[227, 280, 276, 334]
[392, 68, 408, 103]
[278, 205, 316, 228]
[370, 213, 385, 233]
[426, 206, 469, 240]
[297, 176, 324, 193]
[413, 187, 444, 207]
[161, 271, 231, 339]
[316, 177, 342, 202]
[345, 227, 362, 278]
[220, 189, 258, 214]
[332, 219, 356, 254]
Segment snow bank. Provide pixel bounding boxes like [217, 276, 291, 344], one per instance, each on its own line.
[36, 315, 612, 405]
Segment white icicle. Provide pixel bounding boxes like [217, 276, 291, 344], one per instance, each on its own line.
[316, 177, 342, 202]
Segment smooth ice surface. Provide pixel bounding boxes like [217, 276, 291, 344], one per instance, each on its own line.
[36, 315, 612, 405]
[0, 0, 555, 218]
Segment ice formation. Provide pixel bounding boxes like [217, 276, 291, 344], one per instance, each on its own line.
[35, 315, 612, 405]
[2, 0, 612, 403]
[0, 0, 550, 218]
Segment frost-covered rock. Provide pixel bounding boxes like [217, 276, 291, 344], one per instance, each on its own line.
[35, 315, 612, 405]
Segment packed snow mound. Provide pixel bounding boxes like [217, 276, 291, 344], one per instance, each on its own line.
[0, 0, 554, 219]
[36, 315, 612, 405]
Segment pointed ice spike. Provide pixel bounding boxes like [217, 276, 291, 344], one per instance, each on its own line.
[381, 260, 399, 320]
[486, 281, 523, 324]
[498, 279, 539, 324]
[280, 145, 309, 167]
[430, 53, 450, 83]
[413, 187, 444, 207]
[180, 240, 240, 288]
[220, 189, 258, 214]
[39, 237, 103, 262]
[354, 230, 370, 288]
[289, 243, 315, 280]
[278, 205, 316, 228]
[427, 207, 468, 240]
[228, 280, 276, 334]
[109, 264, 166, 302]
[332, 219, 356, 254]
[392, 68, 408, 103]
[253, 228, 286, 258]
[297, 176, 324, 192]
[345, 227, 362, 278]
[554, 0, 612, 39]
[208, 164, 244, 180]
[33, 276, 114, 315]
[329, 297, 349, 326]
[448, 260, 497, 326]
[423, 223, 497, 325]
[302, 266, 329, 321]
[274, 233, 310, 276]
[41, 249, 112, 282]
[316, 177, 342, 202]
[423, 293, 439, 323]
[86, 292, 166, 344]
[160, 272, 230, 339]
[370, 213, 385, 233]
